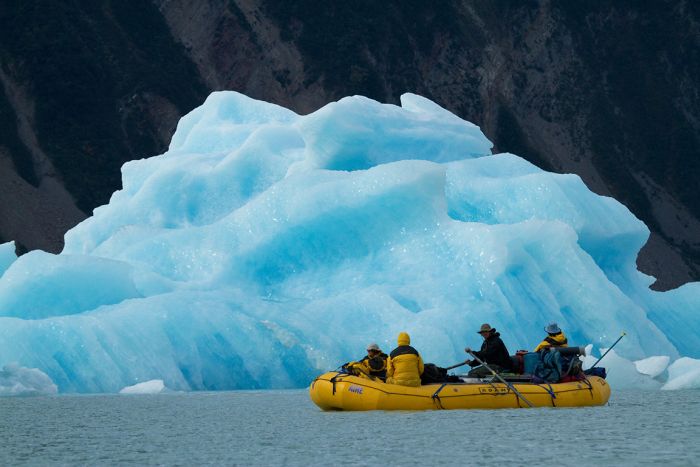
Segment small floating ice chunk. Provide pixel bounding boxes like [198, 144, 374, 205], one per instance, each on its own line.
[0, 362, 58, 396]
[661, 358, 700, 390]
[634, 355, 670, 378]
[119, 379, 167, 394]
[583, 349, 661, 389]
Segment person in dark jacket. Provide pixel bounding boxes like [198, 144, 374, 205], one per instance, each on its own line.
[465, 323, 513, 377]
[358, 343, 388, 379]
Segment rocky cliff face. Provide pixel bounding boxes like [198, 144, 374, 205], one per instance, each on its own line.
[0, 0, 697, 289]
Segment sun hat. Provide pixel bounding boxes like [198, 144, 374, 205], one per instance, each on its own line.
[366, 343, 380, 352]
[545, 322, 561, 334]
[477, 323, 493, 334]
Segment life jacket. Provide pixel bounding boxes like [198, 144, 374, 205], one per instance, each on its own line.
[386, 345, 424, 387]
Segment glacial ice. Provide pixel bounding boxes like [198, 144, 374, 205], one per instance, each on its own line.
[0, 363, 57, 396]
[119, 379, 167, 394]
[634, 355, 670, 378]
[0, 241, 16, 277]
[662, 358, 700, 390]
[582, 348, 662, 390]
[0, 91, 698, 393]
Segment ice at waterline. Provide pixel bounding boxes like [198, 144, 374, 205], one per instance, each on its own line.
[0, 92, 699, 395]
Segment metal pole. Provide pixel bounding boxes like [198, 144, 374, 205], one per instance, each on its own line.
[444, 360, 470, 370]
[591, 332, 626, 368]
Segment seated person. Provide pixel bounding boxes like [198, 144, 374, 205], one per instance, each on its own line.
[465, 323, 513, 378]
[386, 332, 424, 387]
[534, 322, 568, 352]
[358, 343, 388, 379]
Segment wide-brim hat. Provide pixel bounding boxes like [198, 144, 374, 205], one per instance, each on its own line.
[545, 322, 561, 334]
[366, 343, 380, 352]
[477, 323, 494, 334]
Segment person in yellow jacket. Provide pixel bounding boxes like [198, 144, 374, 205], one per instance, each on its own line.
[534, 322, 569, 352]
[345, 343, 389, 380]
[358, 343, 388, 379]
[386, 332, 424, 387]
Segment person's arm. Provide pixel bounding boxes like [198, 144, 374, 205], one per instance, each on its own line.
[417, 355, 424, 375]
[472, 344, 486, 361]
[465, 346, 480, 365]
[386, 357, 394, 378]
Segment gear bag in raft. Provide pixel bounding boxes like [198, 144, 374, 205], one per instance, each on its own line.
[533, 348, 563, 383]
[421, 363, 447, 384]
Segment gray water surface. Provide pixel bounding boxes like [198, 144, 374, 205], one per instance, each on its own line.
[1, 389, 698, 466]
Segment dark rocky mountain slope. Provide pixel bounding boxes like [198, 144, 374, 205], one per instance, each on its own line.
[0, 0, 698, 290]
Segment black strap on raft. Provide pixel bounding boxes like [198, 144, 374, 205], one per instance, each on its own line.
[547, 383, 556, 407]
[330, 372, 344, 395]
[535, 382, 557, 407]
[582, 376, 594, 396]
[431, 383, 448, 410]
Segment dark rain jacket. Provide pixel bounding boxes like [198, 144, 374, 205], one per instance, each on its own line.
[469, 331, 512, 370]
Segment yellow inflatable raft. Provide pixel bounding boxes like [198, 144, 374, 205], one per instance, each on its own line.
[309, 372, 610, 410]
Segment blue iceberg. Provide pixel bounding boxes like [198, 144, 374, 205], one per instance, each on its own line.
[0, 92, 698, 393]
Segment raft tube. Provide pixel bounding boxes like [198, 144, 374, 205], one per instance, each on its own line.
[309, 372, 610, 410]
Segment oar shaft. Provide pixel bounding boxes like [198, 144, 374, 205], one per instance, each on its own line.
[591, 332, 626, 368]
[444, 360, 470, 370]
[467, 351, 534, 408]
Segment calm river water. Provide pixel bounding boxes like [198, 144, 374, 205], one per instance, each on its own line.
[1, 389, 698, 466]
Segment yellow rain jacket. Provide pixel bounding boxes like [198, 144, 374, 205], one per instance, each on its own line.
[534, 332, 568, 352]
[386, 332, 424, 387]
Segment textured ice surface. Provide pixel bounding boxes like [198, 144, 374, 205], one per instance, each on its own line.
[582, 348, 661, 389]
[0, 91, 698, 393]
[662, 358, 700, 390]
[634, 356, 671, 378]
[120, 379, 167, 394]
[0, 363, 57, 396]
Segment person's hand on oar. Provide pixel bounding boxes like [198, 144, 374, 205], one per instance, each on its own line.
[463, 347, 474, 365]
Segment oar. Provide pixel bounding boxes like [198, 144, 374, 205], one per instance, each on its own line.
[466, 350, 534, 408]
[591, 332, 626, 368]
[444, 360, 470, 370]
